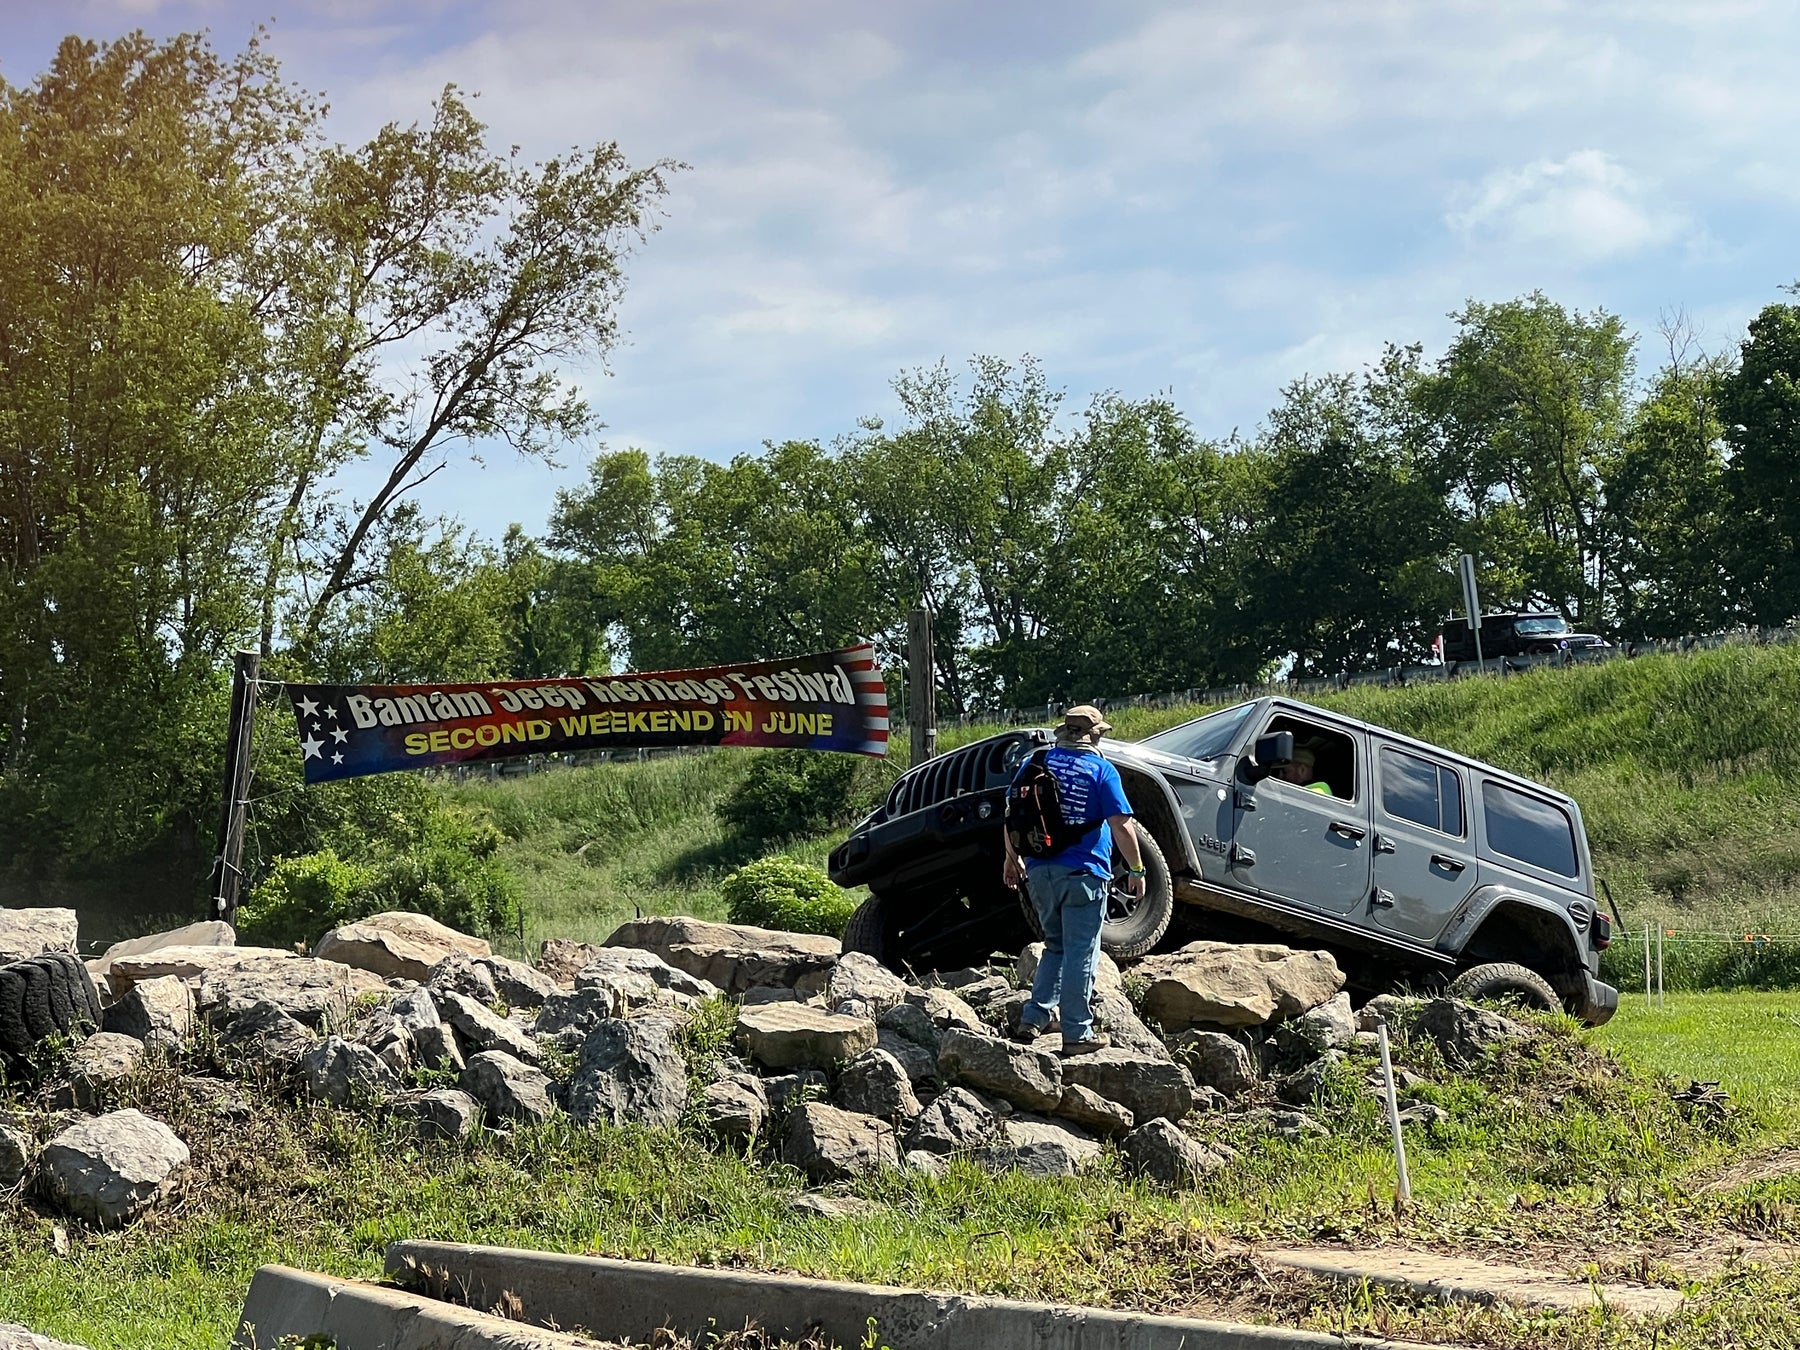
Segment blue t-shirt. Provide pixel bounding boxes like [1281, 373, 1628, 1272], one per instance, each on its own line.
[1017, 745, 1133, 880]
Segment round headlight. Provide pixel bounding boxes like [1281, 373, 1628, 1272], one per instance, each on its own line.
[1000, 739, 1027, 773]
[976, 800, 994, 819]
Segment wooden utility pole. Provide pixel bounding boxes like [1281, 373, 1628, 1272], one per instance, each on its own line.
[208, 649, 261, 928]
[907, 604, 938, 763]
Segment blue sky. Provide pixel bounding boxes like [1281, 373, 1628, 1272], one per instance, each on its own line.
[7, 1, 1800, 541]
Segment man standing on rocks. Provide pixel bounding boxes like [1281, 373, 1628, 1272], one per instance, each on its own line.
[1003, 705, 1145, 1055]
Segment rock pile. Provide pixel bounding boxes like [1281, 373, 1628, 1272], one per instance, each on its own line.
[1, 904, 1544, 1231]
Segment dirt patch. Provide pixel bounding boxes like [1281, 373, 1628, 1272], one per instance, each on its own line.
[1698, 1146, 1800, 1193]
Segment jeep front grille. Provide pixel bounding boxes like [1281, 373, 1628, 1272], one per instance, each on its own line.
[885, 734, 1041, 817]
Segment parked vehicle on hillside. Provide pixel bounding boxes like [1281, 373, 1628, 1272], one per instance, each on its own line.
[827, 696, 1620, 1024]
[1439, 611, 1572, 662]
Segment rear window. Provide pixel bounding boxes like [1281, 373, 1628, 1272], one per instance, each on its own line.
[1482, 782, 1578, 877]
[1380, 748, 1464, 836]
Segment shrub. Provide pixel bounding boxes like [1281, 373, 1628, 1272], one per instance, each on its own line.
[240, 804, 521, 949]
[718, 749, 898, 844]
[721, 855, 856, 937]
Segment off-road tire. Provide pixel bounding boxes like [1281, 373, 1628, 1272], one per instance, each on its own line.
[1013, 833, 1174, 963]
[0, 952, 103, 1077]
[1102, 832, 1173, 960]
[1447, 961, 1559, 1012]
[841, 893, 890, 965]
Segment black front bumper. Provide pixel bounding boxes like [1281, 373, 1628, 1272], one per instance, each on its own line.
[828, 788, 1009, 894]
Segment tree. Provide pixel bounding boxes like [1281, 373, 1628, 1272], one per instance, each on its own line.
[1604, 334, 1736, 637]
[1415, 293, 1635, 625]
[1720, 299, 1800, 625]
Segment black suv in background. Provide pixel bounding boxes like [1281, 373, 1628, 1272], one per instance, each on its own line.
[1440, 611, 1573, 662]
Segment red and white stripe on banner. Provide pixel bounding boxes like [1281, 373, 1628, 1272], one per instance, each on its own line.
[839, 642, 890, 756]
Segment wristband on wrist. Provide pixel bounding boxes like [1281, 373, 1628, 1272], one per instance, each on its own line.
[1128, 866, 1146, 876]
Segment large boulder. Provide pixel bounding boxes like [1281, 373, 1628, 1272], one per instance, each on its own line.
[575, 949, 719, 1014]
[57, 1033, 146, 1111]
[88, 921, 233, 990]
[211, 1000, 318, 1067]
[197, 954, 389, 1029]
[534, 987, 621, 1049]
[461, 1050, 555, 1125]
[432, 990, 543, 1066]
[1057, 1048, 1193, 1123]
[701, 1073, 769, 1143]
[1, 1120, 34, 1188]
[802, 952, 912, 1019]
[903, 987, 987, 1034]
[936, 1028, 1062, 1113]
[978, 1117, 1103, 1177]
[471, 955, 559, 1010]
[104, 944, 294, 999]
[834, 1048, 922, 1122]
[736, 1003, 877, 1072]
[41, 1109, 188, 1228]
[1016, 942, 1125, 995]
[314, 912, 489, 984]
[906, 1086, 999, 1155]
[103, 975, 195, 1052]
[1276, 992, 1358, 1057]
[0, 1323, 90, 1350]
[1054, 1084, 1134, 1137]
[1136, 942, 1344, 1030]
[783, 1102, 898, 1183]
[565, 1018, 689, 1129]
[874, 1028, 939, 1087]
[0, 908, 77, 964]
[1413, 998, 1534, 1065]
[1170, 1030, 1256, 1098]
[605, 916, 839, 995]
[1121, 1117, 1226, 1188]
[298, 1036, 400, 1106]
[390, 1087, 483, 1141]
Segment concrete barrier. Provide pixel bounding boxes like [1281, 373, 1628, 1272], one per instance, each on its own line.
[385, 1240, 1410, 1350]
[233, 1265, 604, 1349]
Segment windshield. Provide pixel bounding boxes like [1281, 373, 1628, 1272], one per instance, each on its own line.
[1514, 616, 1571, 636]
[1138, 702, 1254, 761]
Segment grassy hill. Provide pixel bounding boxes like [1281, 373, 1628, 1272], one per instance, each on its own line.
[455, 641, 1800, 990]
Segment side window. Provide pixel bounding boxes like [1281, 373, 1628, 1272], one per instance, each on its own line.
[1262, 715, 1357, 800]
[1380, 748, 1465, 836]
[1482, 782, 1578, 877]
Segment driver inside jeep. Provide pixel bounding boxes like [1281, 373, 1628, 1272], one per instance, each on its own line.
[1275, 745, 1333, 795]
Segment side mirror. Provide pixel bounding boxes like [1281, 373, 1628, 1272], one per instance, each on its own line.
[1242, 731, 1294, 784]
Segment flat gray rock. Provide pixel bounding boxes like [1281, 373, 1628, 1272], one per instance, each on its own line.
[783, 1102, 898, 1183]
[314, 911, 490, 983]
[834, 1048, 922, 1122]
[103, 975, 194, 1051]
[1057, 1048, 1192, 1123]
[736, 1003, 877, 1071]
[433, 989, 544, 1066]
[1135, 942, 1345, 1030]
[389, 1087, 483, 1141]
[905, 1086, 999, 1155]
[606, 916, 839, 994]
[198, 954, 388, 1029]
[1121, 1117, 1224, 1188]
[298, 1036, 400, 1106]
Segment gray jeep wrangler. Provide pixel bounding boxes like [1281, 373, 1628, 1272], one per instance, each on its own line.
[827, 696, 1620, 1024]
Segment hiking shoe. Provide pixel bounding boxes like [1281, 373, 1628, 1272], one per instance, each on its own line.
[1059, 1033, 1111, 1056]
[1010, 1021, 1047, 1045]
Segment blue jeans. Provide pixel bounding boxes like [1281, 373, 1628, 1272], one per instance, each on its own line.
[1019, 863, 1108, 1042]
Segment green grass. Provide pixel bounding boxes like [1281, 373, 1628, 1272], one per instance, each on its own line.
[7, 995, 1800, 1349]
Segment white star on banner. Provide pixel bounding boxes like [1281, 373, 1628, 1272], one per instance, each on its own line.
[325, 704, 340, 720]
[301, 735, 324, 760]
[331, 752, 344, 765]
[331, 727, 348, 744]
[296, 695, 319, 719]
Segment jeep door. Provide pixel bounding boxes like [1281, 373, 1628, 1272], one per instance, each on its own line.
[1229, 713, 1371, 916]
[1369, 743, 1475, 943]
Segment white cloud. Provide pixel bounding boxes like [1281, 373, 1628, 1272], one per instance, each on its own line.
[1446, 151, 1685, 264]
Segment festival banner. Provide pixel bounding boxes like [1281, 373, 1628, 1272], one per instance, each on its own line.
[284, 645, 888, 784]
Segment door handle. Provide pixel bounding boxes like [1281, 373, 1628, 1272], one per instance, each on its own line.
[1372, 888, 1396, 908]
[1430, 854, 1467, 872]
[1373, 833, 1396, 854]
[1328, 821, 1366, 842]
[1231, 844, 1256, 866]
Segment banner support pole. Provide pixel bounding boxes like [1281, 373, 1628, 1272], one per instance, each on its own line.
[909, 605, 937, 764]
[208, 649, 261, 929]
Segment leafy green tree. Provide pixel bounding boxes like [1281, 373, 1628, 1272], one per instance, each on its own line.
[1720, 299, 1800, 625]
[1605, 345, 1736, 636]
[1414, 293, 1634, 625]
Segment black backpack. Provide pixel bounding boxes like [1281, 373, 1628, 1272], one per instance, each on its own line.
[1005, 749, 1094, 859]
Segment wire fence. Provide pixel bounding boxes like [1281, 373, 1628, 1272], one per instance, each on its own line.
[1612, 920, 1800, 1006]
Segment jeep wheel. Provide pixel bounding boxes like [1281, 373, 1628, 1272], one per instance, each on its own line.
[1447, 961, 1559, 1013]
[1102, 832, 1173, 960]
[847, 888, 1033, 976]
[842, 893, 891, 965]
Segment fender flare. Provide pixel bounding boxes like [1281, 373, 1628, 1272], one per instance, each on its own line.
[1107, 762, 1202, 877]
[1438, 885, 1587, 978]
